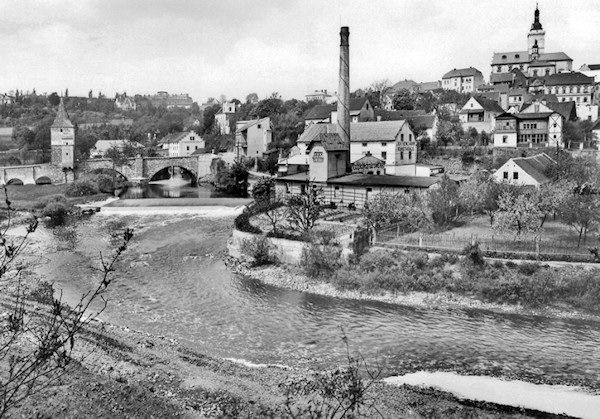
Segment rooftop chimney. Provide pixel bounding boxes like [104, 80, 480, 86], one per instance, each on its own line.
[337, 26, 351, 172]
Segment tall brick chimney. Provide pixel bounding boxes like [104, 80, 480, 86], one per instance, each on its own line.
[337, 26, 351, 172]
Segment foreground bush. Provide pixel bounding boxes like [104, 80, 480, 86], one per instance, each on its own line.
[94, 174, 118, 193]
[241, 235, 275, 266]
[42, 202, 69, 226]
[65, 180, 98, 197]
[301, 242, 343, 278]
[34, 194, 68, 209]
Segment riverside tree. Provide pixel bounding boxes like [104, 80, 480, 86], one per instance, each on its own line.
[362, 191, 431, 233]
[492, 190, 543, 238]
[285, 181, 323, 235]
[0, 187, 133, 416]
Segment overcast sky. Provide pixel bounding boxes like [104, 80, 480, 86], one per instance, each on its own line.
[1, 0, 598, 103]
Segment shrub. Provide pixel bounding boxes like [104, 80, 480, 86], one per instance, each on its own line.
[95, 174, 117, 193]
[302, 243, 343, 278]
[358, 250, 398, 272]
[463, 242, 485, 266]
[241, 235, 275, 266]
[28, 281, 54, 305]
[42, 202, 69, 226]
[517, 262, 540, 276]
[34, 194, 68, 209]
[65, 179, 98, 197]
[234, 209, 262, 234]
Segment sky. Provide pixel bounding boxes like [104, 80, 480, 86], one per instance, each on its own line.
[1, 0, 599, 104]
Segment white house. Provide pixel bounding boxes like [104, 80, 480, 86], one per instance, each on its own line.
[459, 96, 504, 133]
[215, 102, 237, 134]
[493, 153, 555, 186]
[158, 131, 205, 157]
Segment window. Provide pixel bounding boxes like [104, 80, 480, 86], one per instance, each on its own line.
[515, 54, 520, 58]
[400, 151, 404, 160]
[584, 97, 588, 103]
[502, 135, 508, 143]
[545, 69, 550, 76]
[190, 136, 195, 140]
[408, 151, 412, 160]
[381, 142, 387, 147]
[257, 124, 261, 128]
[381, 151, 387, 159]
[409, 134, 413, 141]
[362, 142, 367, 147]
[497, 66, 502, 72]
[577, 87, 581, 93]
[400, 134, 404, 141]
[513, 172, 519, 180]
[503, 171, 508, 179]
[553, 123, 557, 128]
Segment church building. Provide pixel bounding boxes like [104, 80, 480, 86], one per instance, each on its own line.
[490, 6, 572, 78]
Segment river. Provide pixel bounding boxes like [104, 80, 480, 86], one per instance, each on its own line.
[34, 213, 600, 388]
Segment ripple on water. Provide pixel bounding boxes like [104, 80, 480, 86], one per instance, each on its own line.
[39, 215, 600, 387]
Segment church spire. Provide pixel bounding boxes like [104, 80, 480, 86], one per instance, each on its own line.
[52, 97, 73, 128]
[531, 3, 543, 31]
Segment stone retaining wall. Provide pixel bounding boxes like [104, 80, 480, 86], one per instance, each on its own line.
[229, 228, 352, 265]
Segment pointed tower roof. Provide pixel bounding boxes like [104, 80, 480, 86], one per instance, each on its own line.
[51, 97, 74, 128]
[531, 4, 543, 31]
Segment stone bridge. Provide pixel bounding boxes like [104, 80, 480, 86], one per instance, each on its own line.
[0, 154, 219, 185]
[0, 164, 68, 185]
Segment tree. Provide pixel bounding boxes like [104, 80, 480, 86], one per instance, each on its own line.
[245, 93, 259, 104]
[285, 182, 323, 234]
[458, 171, 500, 218]
[48, 93, 60, 107]
[370, 79, 392, 109]
[105, 145, 129, 185]
[428, 174, 460, 226]
[435, 119, 463, 145]
[362, 191, 431, 232]
[0, 189, 133, 416]
[493, 190, 543, 238]
[560, 187, 600, 247]
[392, 89, 416, 110]
[212, 159, 249, 196]
[12, 126, 35, 150]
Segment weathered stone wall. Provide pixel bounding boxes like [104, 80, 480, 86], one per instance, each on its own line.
[0, 164, 67, 185]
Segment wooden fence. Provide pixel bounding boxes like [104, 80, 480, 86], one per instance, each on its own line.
[374, 224, 592, 260]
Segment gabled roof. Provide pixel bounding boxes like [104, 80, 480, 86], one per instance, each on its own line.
[304, 104, 333, 120]
[461, 96, 504, 113]
[352, 152, 385, 169]
[308, 133, 347, 152]
[406, 115, 436, 130]
[442, 67, 482, 79]
[581, 64, 600, 71]
[490, 73, 514, 84]
[297, 123, 334, 144]
[327, 173, 441, 188]
[350, 121, 407, 143]
[418, 81, 441, 91]
[592, 119, 600, 130]
[510, 153, 555, 185]
[158, 131, 189, 144]
[515, 112, 554, 120]
[236, 117, 270, 133]
[544, 72, 594, 86]
[540, 52, 572, 62]
[51, 98, 74, 128]
[545, 101, 577, 121]
[305, 97, 371, 120]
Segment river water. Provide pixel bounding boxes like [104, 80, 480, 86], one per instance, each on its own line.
[35, 213, 600, 388]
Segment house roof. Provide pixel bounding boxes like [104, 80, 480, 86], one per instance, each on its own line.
[406, 115, 436, 130]
[491, 51, 571, 65]
[51, 98, 74, 128]
[158, 132, 189, 144]
[236, 117, 270, 133]
[305, 97, 371, 121]
[304, 104, 333, 120]
[545, 101, 577, 121]
[515, 112, 554, 120]
[442, 67, 482, 79]
[312, 133, 347, 151]
[328, 174, 441, 188]
[544, 72, 594, 86]
[298, 121, 409, 144]
[581, 64, 600, 71]
[460, 96, 504, 114]
[510, 153, 555, 184]
[352, 152, 385, 169]
[374, 109, 427, 121]
[418, 81, 441, 91]
[390, 79, 419, 91]
[279, 154, 309, 165]
[490, 73, 514, 84]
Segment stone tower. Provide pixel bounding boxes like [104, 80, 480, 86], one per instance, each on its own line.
[50, 98, 75, 168]
[528, 4, 545, 57]
[337, 26, 351, 172]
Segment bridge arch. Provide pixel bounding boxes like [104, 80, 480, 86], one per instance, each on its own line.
[148, 165, 198, 186]
[6, 178, 24, 185]
[35, 176, 52, 185]
[89, 167, 128, 181]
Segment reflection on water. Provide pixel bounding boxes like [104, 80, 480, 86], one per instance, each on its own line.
[119, 183, 231, 199]
[40, 216, 600, 387]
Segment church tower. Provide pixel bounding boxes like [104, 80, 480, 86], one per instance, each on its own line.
[528, 4, 545, 57]
[50, 98, 75, 168]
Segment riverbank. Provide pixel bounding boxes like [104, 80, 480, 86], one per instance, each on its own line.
[3, 302, 560, 418]
[227, 257, 600, 323]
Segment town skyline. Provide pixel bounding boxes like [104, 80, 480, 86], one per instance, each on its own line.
[1, 0, 599, 103]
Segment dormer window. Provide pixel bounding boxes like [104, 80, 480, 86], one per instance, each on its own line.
[502, 55, 507, 59]
[515, 54, 520, 59]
